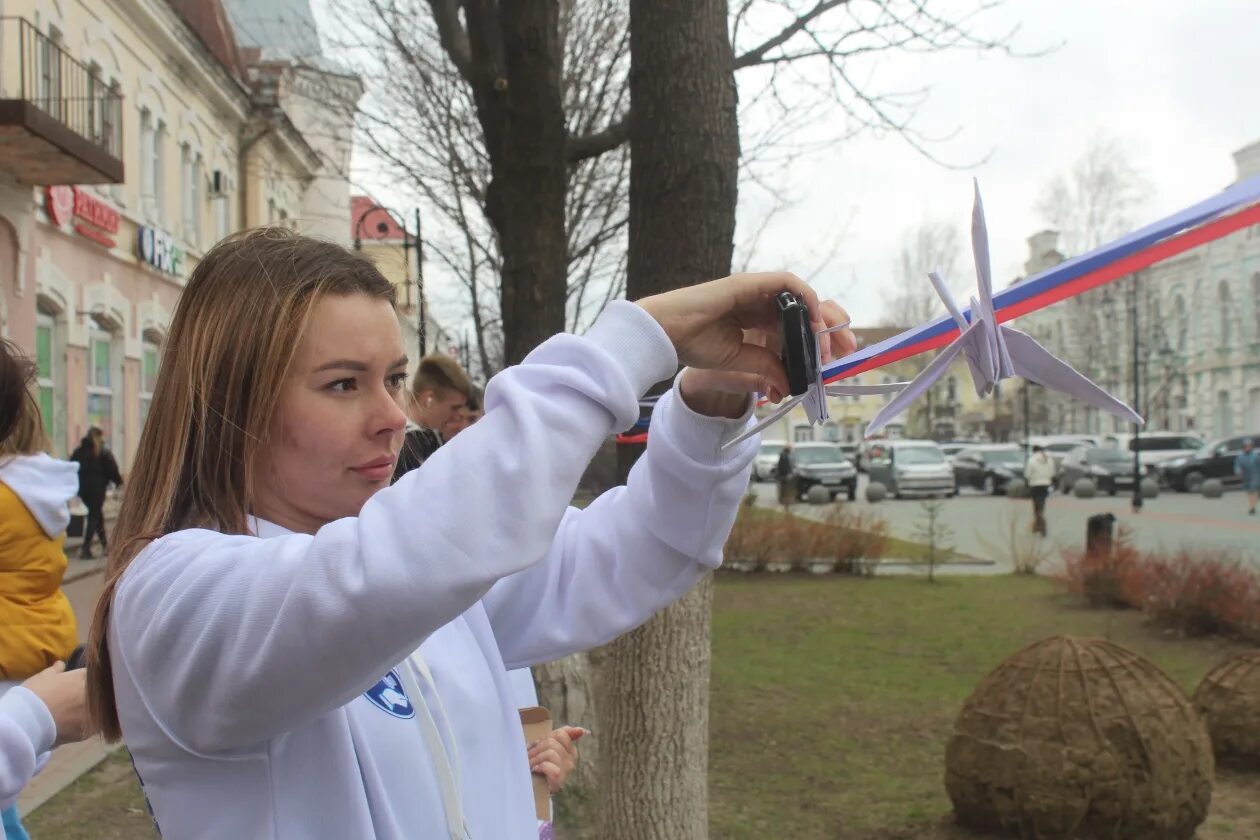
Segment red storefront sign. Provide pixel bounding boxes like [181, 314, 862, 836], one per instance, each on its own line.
[44, 186, 120, 248]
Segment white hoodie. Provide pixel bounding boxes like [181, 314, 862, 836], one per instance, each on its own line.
[0, 452, 79, 538]
[109, 302, 757, 839]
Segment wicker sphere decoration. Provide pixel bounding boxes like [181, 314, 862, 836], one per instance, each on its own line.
[946, 636, 1213, 839]
[805, 484, 832, 505]
[1201, 479, 1225, 499]
[1193, 651, 1260, 769]
[865, 481, 887, 503]
[1073, 478, 1097, 498]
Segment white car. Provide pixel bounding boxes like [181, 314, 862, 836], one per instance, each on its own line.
[753, 439, 786, 481]
[866, 439, 957, 499]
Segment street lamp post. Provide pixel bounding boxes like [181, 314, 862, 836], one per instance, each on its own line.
[353, 203, 426, 361]
[1130, 272, 1143, 513]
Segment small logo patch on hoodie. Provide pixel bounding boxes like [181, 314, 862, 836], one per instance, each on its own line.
[365, 670, 416, 719]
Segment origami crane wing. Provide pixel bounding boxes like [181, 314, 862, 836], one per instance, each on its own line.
[1001, 327, 1142, 424]
[864, 318, 986, 437]
[970, 181, 1014, 382]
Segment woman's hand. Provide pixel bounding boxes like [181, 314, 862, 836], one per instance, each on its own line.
[528, 725, 586, 794]
[636, 274, 855, 417]
[23, 662, 95, 747]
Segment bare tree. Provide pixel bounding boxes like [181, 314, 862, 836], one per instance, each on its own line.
[1036, 132, 1153, 257]
[317, 0, 1022, 376]
[884, 218, 962, 326]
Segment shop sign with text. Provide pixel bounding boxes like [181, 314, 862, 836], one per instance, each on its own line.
[44, 186, 119, 248]
[137, 226, 185, 277]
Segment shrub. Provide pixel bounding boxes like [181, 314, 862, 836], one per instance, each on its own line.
[1059, 525, 1143, 609]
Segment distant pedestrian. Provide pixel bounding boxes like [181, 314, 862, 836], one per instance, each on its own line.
[1024, 445, 1056, 536]
[777, 443, 795, 506]
[391, 355, 474, 481]
[1235, 438, 1260, 515]
[442, 387, 483, 440]
[69, 427, 122, 560]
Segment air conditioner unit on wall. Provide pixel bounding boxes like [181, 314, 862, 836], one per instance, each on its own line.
[209, 170, 235, 196]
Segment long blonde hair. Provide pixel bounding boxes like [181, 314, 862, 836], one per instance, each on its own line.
[86, 228, 395, 741]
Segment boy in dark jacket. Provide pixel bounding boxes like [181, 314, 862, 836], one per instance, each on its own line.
[69, 427, 122, 559]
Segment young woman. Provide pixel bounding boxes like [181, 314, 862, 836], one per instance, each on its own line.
[86, 228, 852, 839]
[0, 343, 91, 839]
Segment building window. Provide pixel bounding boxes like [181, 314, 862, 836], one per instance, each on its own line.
[881, 376, 894, 404]
[1173, 294, 1187, 352]
[181, 143, 193, 240]
[87, 329, 116, 448]
[793, 424, 813, 443]
[1252, 273, 1260, 341]
[823, 422, 839, 442]
[1218, 281, 1233, 348]
[140, 108, 154, 212]
[1216, 390, 1233, 438]
[35, 313, 56, 444]
[192, 154, 204, 245]
[140, 335, 160, 429]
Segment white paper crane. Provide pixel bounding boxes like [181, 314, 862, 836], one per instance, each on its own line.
[722, 320, 911, 450]
[864, 181, 1143, 437]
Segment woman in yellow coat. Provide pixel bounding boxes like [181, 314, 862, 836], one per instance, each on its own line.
[0, 393, 78, 683]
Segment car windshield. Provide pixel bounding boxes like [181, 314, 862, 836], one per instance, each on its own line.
[982, 449, 1023, 465]
[759, 443, 783, 458]
[1086, 448, 1130, 465]
[1047, 442, 1082, 453]
[795, 446, 844, 464]
[895, 446, 945, 465]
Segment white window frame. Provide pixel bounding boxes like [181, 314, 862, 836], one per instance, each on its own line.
[86, 328, 118, 452]
[140, 336, 159, 430]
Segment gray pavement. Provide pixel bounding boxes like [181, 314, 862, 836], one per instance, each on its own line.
[749, 476, 1260, 573]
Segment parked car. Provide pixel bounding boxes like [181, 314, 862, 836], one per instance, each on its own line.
[790, 442, 858, 501]
[1025, 435, 1097, 469]
[867, 440, 956, 499]
[939, 442, 970, 466]
[836, 443, 859, 464]
[951, 444, 1025, 495]
[1158, 434, 1259, 491]
[1100, 432, 1202, 471]
[753, 439, 785, 481]
[1057, 447, 1139, 495]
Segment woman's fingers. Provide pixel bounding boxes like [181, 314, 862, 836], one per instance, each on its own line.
[817, 300, 856, 363]
[533, 760, 565, 794]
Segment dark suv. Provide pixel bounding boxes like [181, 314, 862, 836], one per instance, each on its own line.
[1158, 434, 1259, 492]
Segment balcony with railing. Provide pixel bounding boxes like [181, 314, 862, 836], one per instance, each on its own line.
[0, 17, 124, 184]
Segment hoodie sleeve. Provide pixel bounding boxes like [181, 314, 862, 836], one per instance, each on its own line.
[0, 687, 55, 809]
[481, 375, 757, 669]
[110, 301, 679, 754]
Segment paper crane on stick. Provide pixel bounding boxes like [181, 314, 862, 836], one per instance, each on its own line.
[864, 180, 1142, 437]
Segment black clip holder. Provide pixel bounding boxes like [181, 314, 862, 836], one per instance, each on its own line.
[776, 292, 817, 397]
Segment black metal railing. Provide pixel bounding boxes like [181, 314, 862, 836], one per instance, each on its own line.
[1, 17, 123, 159]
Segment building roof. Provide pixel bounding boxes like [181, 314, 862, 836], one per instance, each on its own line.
[222, 0, 323, 60]
[166, 0, 248, 83]
[351, 196, 408, 241]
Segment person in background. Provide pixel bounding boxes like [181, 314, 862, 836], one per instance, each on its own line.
[391, 355, 474, 481]
[776, 443, 795, 506]
[69, 428, 122, 560]
[0, 343, 92, 840]
[1234, 438, 1260, 516]
[1024, 444, 1056, 536]
[443, 388, 484, 440]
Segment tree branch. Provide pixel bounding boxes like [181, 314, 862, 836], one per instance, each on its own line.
[732, 0, 851, 69]
[426, 0, 474, 81]
[567, 115, 630, 163]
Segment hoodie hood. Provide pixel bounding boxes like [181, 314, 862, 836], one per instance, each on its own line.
[0, 453, 80, 537]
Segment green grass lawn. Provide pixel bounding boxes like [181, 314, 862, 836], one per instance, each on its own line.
[28, 574, 1258, 839]
[709, 573, 1258, 839]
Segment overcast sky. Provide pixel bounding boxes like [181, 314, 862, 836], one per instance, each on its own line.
[736, 0, 1260, 324]
[338, 0, 1260, 332]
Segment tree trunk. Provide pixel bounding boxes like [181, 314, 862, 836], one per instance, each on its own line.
[596, 1, 739, 837]
[466, 0, 569, 365]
